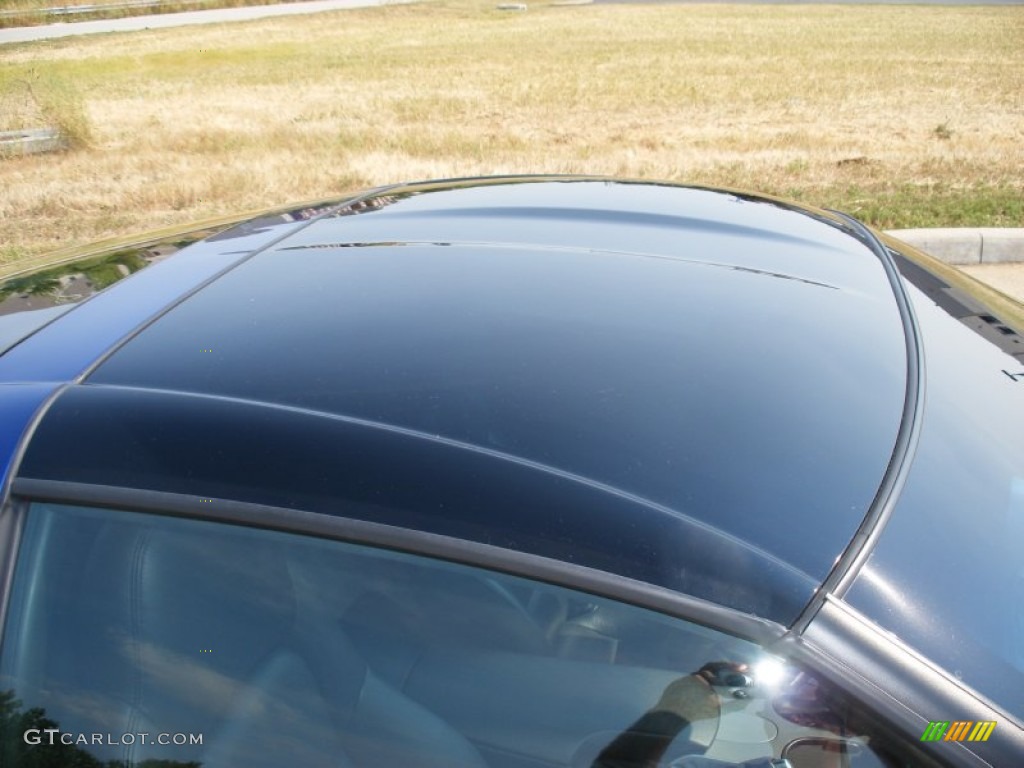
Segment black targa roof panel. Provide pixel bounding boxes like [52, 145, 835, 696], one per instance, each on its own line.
[19, 180, 909, 624]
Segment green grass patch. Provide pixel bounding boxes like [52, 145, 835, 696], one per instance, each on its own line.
[784, 183, 1024, 230]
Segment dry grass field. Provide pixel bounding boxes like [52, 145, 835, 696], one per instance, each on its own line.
[0, 0, 1022, 276]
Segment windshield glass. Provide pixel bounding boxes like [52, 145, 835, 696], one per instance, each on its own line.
[1, 502, 930, 768]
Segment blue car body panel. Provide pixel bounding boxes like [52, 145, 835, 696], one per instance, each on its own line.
[0, 204, 352, 386]
[0, 195, 371, 489]
[845, 255, 1024, 723]
[0, 383, 62, 493]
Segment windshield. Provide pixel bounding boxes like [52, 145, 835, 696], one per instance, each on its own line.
[1, 501, 932, 768]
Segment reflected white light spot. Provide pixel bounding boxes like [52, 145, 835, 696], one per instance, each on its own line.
[858, 565, 906, 608]
[753, 656, 787, 688]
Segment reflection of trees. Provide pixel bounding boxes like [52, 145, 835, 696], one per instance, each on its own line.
[0, 689, 99, 767]
[0, 250, 148, 304]
[0, 690, 200, 768]
[329, 194, 403, 218]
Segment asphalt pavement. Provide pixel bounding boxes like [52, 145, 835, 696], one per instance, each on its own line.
[0, 0, 406, 45]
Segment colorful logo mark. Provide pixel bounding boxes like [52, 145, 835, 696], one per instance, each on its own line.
[920, 721, 996, 743]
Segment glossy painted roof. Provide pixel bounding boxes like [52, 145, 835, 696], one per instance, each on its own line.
[13, 178, 911, 624]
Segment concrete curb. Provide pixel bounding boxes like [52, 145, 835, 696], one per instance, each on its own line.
[0, 127, 66, 157]
[885, 228, 1024, 266]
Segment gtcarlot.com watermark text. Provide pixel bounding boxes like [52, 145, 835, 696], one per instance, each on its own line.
[24, 729, 203, 747]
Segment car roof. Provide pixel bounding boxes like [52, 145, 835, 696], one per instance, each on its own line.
[6, 177, 910, 625]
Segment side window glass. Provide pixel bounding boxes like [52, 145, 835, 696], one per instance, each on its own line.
[0, 502, 930, 768]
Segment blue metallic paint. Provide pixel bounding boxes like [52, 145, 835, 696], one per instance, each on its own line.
[846, 272, 1024, 722]
[0, 383, 61, 494]
[0, 215, 316, 385]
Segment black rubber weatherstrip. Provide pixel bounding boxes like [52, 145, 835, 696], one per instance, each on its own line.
[788, 213, 926, 635]
[10, 477, 785, 647]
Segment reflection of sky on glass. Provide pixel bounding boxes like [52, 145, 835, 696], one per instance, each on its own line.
[2, 501, 774, 767]
[0, 503, 350, 766]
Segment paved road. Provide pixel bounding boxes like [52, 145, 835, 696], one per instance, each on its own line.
[0, 0, 405, 45]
